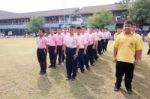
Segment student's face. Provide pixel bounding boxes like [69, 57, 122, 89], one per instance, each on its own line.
[49, 29, 55, 34]
[38, 30, 44, 36]
[131, 25, 136, 32]
[57, 29, 61, 34]
[123, 24, 132, 33]
[70, 28, 74, 35]
[117, 28, 122, 33]
[76, 29, 81, 35]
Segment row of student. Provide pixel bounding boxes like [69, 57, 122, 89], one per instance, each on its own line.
[36, 26, 111, 79]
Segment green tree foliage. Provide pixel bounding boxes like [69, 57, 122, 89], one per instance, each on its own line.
[86, 8, 113, 28]
[27, 16, 45, 33]
[129, 0, 150, 26]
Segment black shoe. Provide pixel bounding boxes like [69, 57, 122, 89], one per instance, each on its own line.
[52, 66, 56, 69]
[71, 77, 76, 81]
[81, 69, 85, 73]
[86, 67, 90, 71]
[66, 77, 71, 80]
[127, 89, 132, 94]
[40, 71, 46, 75]
[91, 64, 94, 66]
[114, 85, 120, 92]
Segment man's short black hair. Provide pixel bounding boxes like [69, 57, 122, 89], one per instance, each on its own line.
[39, 28, 45, 33]
[70, 25, 75, 29]
[124, 20, 133, 25]
[76, 27, 81, 30]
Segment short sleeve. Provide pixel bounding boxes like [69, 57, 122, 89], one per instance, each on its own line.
[135, 37, 143, 51]
[114, 36, 119, 48]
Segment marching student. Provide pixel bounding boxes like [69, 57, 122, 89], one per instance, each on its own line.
[62, 27, 69, 62]
[147, 31, 150, 55]
[131, 23, 143, 60]
[76, 27, 87, 73]
[98, 28, 103, 55]
[114, 24, 123, 40]
[87, 28, 96, 66]
[63, 26, 79, 80]
[47, 28, 57, 69]
[93, 27, 99, 60]
[56, 28, 63, 65]
[101, 28, 106, 52]
[104, 28, 111, 51]
[82, 27, 90, 70]
[36, 28, 47, 75]
[113, 20, 142, 94]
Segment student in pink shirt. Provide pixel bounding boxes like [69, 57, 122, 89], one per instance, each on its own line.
[76, 27, 87, 73]
[104, 28, 111, 51]
[87, 28, 96, 66]
[98, 28, 103, 55]
[63, 26, 79, 80]
[36, 28, 47, 75]
[47, 28, 57, 69]
[56, 28, 63, 65]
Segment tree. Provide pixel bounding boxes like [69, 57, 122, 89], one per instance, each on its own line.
[86, 8, 113, 28]
[27, 16, 45, 33]
[129, 0, 150, 26]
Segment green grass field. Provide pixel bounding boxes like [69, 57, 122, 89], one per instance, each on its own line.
[0, 38, 150, 99]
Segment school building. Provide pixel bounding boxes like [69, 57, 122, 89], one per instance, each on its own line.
[0, 4, 148, 35]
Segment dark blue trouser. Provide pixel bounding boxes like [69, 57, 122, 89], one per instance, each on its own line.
[77, 49, 84, 71]
[48, 46, 56, 67]
[98, 40, 102, 54]
[65, 47, 77, 78]
[57, 45, 62, 64]
[37, 48, 47, 72]
[84, 48, 89, 68]
[87, 44, 94, 65]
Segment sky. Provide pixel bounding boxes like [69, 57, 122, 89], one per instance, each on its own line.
[0, 0, 121, 13]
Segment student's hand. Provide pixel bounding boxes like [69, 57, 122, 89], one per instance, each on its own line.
[64, 53, 67, 58]
[134, 60, 139, 65]
[84, 50, 86, 55]
[54, 49, 57, 53]
[73, 54, 78, 60]
[113, 57, 117, 63]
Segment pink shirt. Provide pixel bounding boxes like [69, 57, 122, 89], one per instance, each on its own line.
[88, 33, 95, 45]
[56, 33, 63, 46]
[104, 31, 111, 39]
[36, 36, 47, 49]
[47, 34, 57, 46]
[64, 34, 78, 48]
[77, 34, 86, 49]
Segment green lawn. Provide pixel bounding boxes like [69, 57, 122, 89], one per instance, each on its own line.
[0, 38, 150, 99]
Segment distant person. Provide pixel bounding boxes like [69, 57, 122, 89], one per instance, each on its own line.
[147, 32, 150, 55]
[113, 21, 142, 94]
[114, 24, 123, 40]
[36, 29, 47, 75]
[104, 28, 111, 51]
[47, 28, 57, 69]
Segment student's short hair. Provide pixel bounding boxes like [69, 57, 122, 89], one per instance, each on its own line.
[131, 23, 136, 26]
[70, 25, 75, 29]
[76, 27, 81, 30]
[39, 28, 45, 33]
[116, 23, 123, 29]
[124, 20, 132, 25]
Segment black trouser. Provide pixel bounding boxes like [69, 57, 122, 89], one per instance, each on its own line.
[101, 39, 105, 52]
[65, 47, 77, 78]
[98, 40, 102, 54]
[115, 61, 134, 90]
[37, 48, 47, 72]
[48, 46, 56, 67]
[84, 48, 89, 68]
[93, 48, 98, 60]
[62, 49, 65, 62]
[104, 39, 109, 51]
[87, 44, 94, 65]
[77, 49, 84, 71]
[57, 45, 62, 64]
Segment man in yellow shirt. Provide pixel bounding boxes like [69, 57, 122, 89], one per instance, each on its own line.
[113, 21, 142, 94]
[147, 32, 150, 55]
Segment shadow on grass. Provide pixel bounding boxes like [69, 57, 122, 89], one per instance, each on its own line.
[37, 75, 51, 96]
